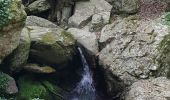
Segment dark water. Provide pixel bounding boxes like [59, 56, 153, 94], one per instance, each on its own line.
[68, 47, 96, 100]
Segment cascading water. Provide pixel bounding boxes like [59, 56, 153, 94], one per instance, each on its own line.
[69, 47, 96, 100]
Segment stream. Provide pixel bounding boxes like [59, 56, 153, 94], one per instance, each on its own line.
[68, 47, 96, 100]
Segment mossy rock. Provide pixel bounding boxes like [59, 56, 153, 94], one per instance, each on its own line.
[0, 0, 26, 64]
[0, 72, 18, 97]
[157, 33, 170, 77]
[3, 28, 31, 72]
[162, 12, 170, 26]
[0, 72, 9, 95]
[0, 0, 26, 29]
[28, 26, 76, 68]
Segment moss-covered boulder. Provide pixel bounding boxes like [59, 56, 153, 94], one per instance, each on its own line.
[16, 75, 63, 100]
[0, 0, 26, 63]
[0, 72, 18, 96]
[3, 27, 31, 72]
[28, 26, 76, 69]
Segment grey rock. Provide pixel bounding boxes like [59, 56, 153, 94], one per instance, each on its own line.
[4, 27, 31, 72]
[125, 77, 170, 100]
[26, 16, 57, 28]
[90, 12, 111, 32]
[99, 15, 170, 86]
[27, 0, 50, 14]
[108, 0, 139, 14]
[68, 0, 112, 28]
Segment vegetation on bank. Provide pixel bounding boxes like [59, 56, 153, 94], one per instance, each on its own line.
[0, 0, 11, 28]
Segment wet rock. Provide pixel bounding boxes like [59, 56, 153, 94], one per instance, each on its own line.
[0, 72, 18, 95]
[68, 0, 112, 28]
[99, 15, 170, 86]
[125, 77, 170, 100]
[28, 26, 76, 68]
[103, 69, 125, 98]
[26, 16, 58, 28]
[67, 28, 98, 68]
[23, 64, 56, 74]
[0, 0, 26, 63]
[4, 27, 31, 72]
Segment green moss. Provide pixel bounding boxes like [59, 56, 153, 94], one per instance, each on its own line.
[0, 0, 12, 28]
[61, 31, 75, 45]
[0, 72, 9, 94]
[16, 75, 65, 100]
[162, 12, 170, 28]
[0, 0, 27, 29]
[42, 81, 63, 100]
[156, 34, 170, 77]
[41, 32, 56, 44]
[17, 75, 51, 100]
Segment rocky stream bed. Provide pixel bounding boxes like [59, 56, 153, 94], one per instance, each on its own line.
[1, 0, 170, 100]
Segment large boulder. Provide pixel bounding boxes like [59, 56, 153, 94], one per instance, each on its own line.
[3, 27, 31, 72]
[99, 15, 170, 95]
[28, 26, 76, 68]
[0, 0, 26, 63]
[68, 0, 112, 28]
[125, 77, 170, 100]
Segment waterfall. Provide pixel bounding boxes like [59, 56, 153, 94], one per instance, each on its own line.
[69, 47, 96, 100]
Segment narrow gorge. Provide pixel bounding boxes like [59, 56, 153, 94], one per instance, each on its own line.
[1, 0, 170, 100]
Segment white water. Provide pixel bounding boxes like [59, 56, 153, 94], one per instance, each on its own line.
[69, 47, 96, 100]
